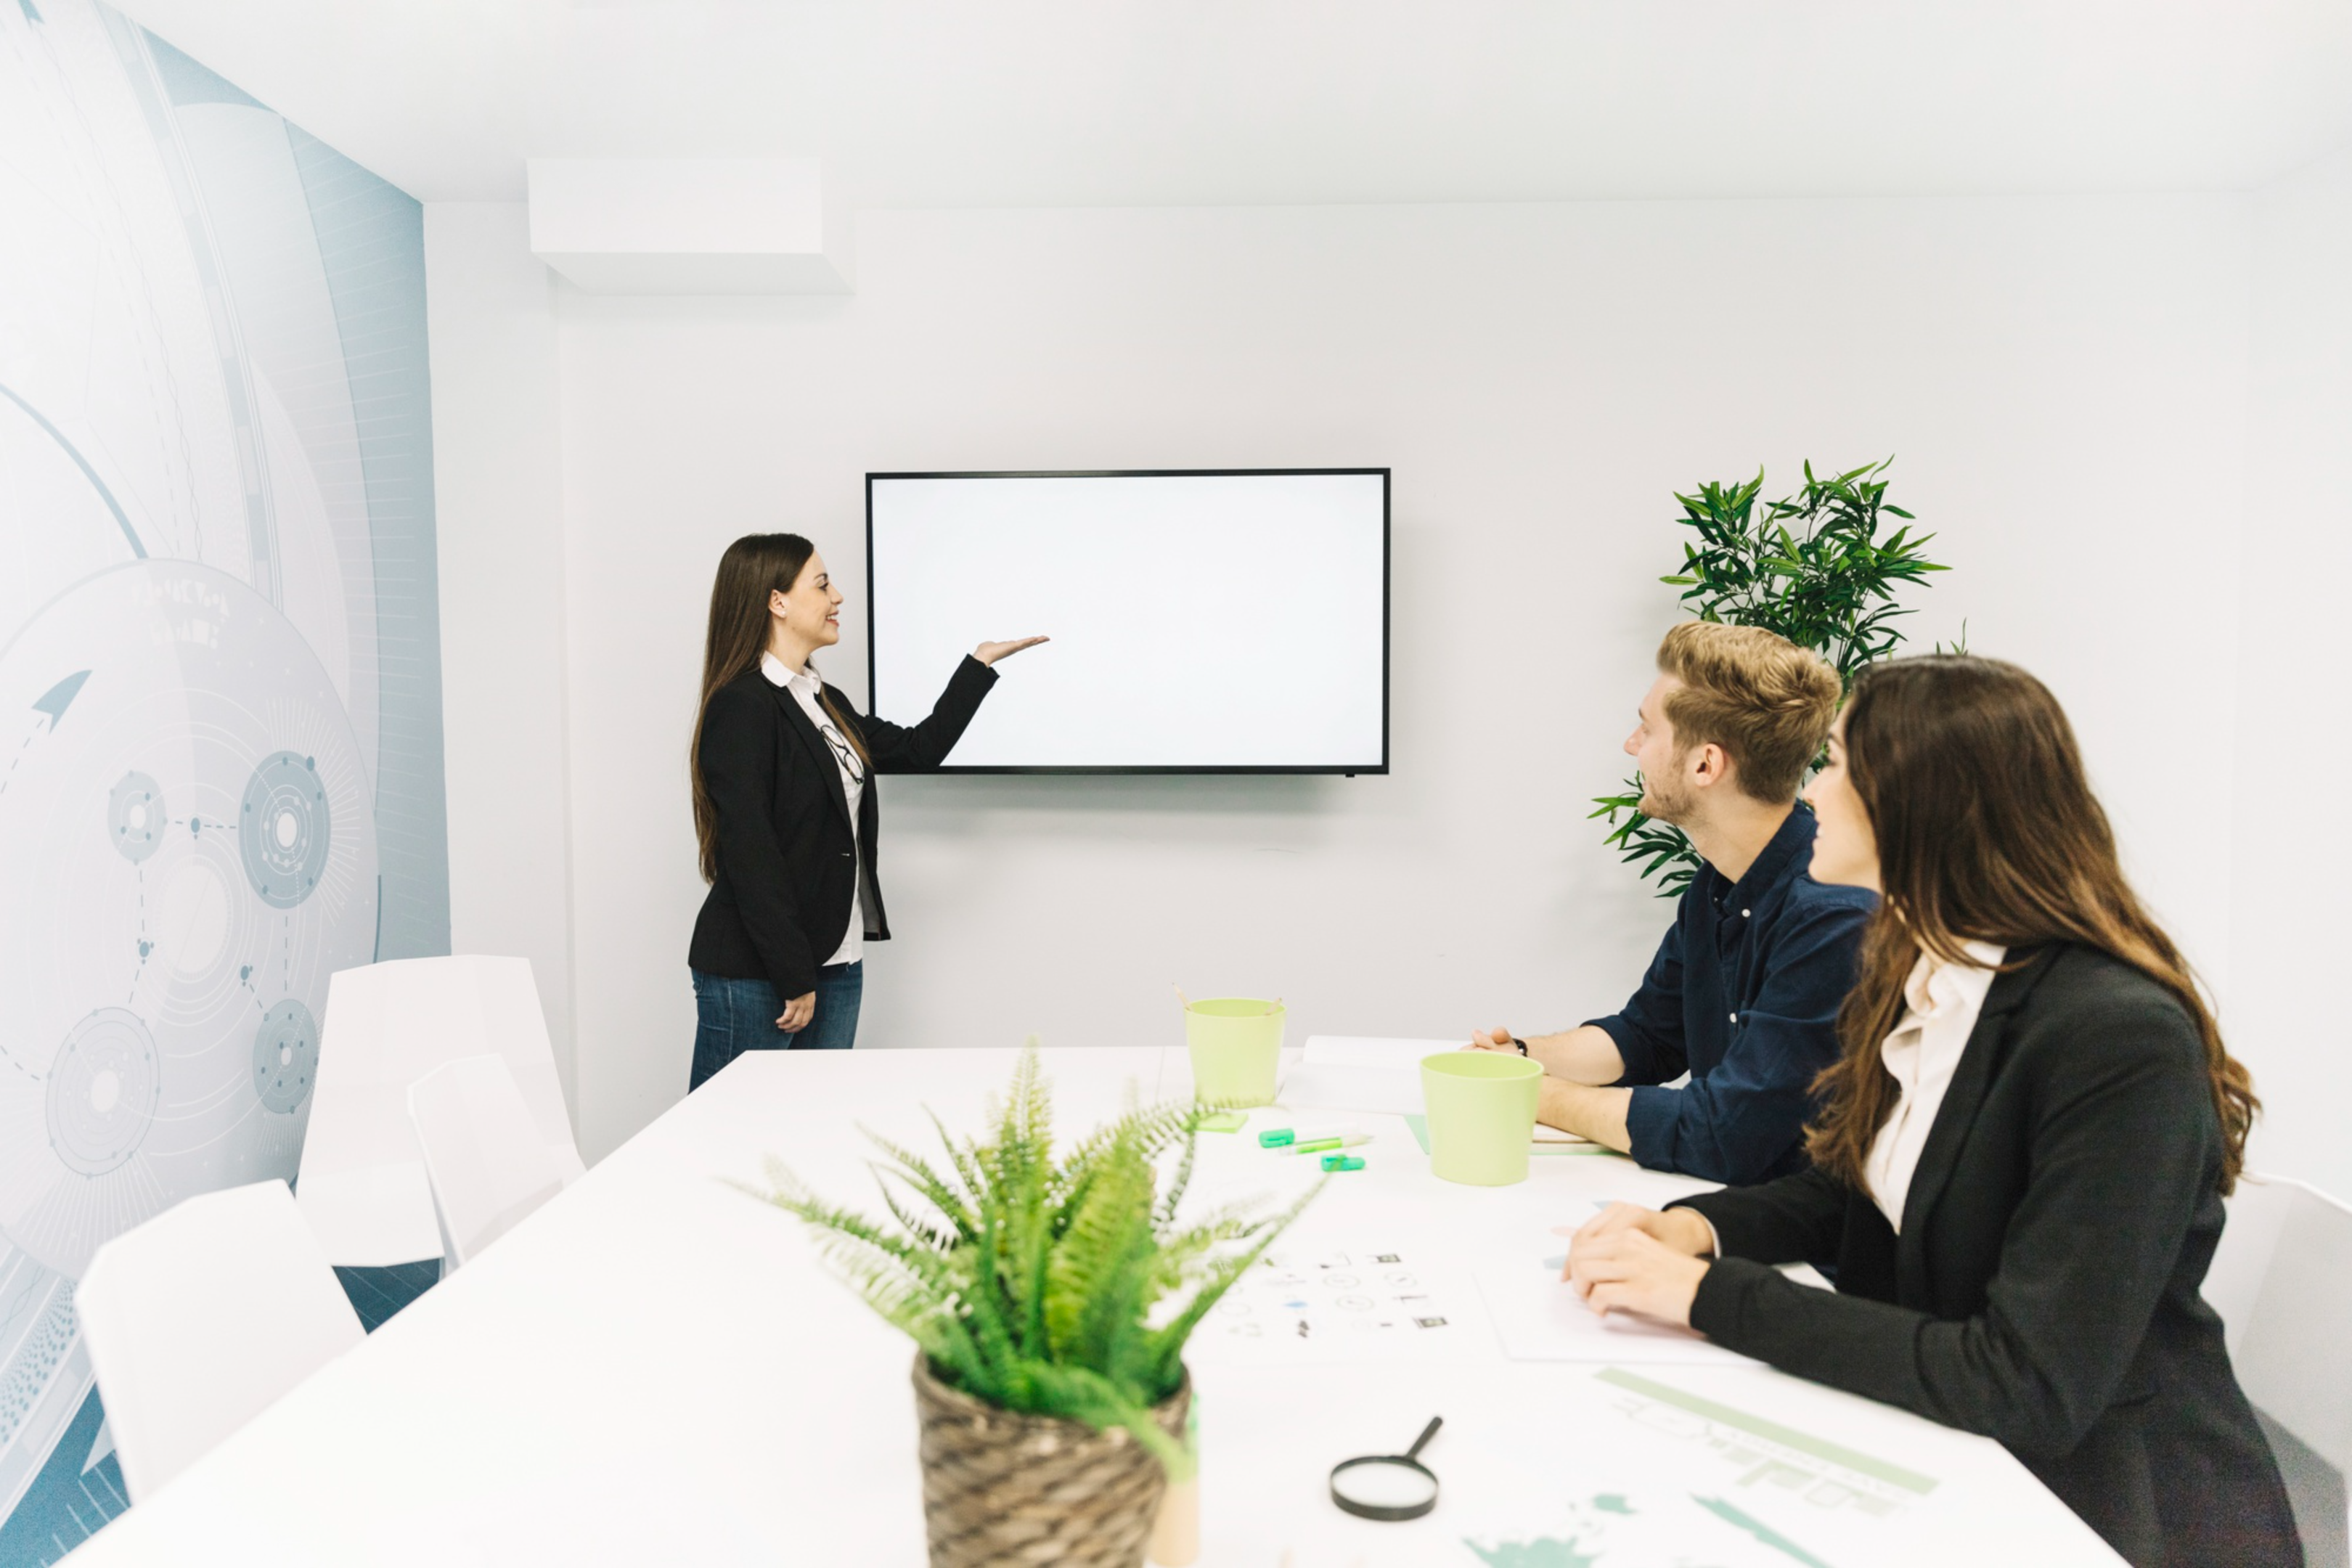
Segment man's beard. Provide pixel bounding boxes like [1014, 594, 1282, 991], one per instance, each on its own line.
[1639, 772, 1693, 825]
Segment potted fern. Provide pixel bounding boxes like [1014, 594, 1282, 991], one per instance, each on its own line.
[750, 1047, 1315, 1568]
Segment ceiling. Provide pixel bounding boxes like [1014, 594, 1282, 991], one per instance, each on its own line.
[110, 0, 2352, 208]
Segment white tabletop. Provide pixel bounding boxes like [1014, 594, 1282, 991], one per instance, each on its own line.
[65, 1047, 2123, 1567]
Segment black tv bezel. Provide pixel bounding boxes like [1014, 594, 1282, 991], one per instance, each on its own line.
[865, 467, 1391, 776]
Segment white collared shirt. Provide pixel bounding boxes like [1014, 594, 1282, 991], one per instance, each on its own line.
[1862, 939, 2007, 1232]
[762, 651, 864, 968]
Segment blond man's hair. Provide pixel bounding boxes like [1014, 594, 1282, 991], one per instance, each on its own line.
[1655, 622, 1842, 803]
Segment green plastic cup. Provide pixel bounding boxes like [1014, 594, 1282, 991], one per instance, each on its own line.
[1420, 1053, 1543, 1185]
[1184, 999, 1285, 1107]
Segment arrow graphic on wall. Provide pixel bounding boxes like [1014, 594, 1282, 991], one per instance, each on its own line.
[0, 669, 91, 799]
[33, 670, 89, 725]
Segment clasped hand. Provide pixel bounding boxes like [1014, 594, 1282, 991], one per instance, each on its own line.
[1563, 1203, 1716, 1328]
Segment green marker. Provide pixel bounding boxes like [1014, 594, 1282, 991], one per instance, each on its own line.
[1320, 1154, 1365, 1172]
[1286, 1134, 1370, 1156]
[1259, 1124, 1361, 1150]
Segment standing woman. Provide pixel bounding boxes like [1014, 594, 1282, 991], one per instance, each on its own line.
[686, 533, 1044, 1088]
[1563, 656, 2300, 1568]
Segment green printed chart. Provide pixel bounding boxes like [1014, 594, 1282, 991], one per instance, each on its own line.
[1450, 1371, 1945, 1567]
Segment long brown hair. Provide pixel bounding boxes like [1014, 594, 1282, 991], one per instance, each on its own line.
[690, 533, 869, 884]
[1805, 656, 2257, 1191]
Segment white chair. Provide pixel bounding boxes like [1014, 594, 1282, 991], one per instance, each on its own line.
[78, 1180, 364, 1502]
[408, 1055, 570, 1270]
[295, 955, 585, 1265]
[2204, 1172, 2352, 1561]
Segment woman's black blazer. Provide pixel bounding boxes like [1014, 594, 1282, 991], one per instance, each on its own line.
[687, 656, 997, 1003]
[1673, 944, 2300, 1568]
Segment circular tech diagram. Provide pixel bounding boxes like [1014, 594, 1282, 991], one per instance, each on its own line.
[108, 771, 167, 864]
[0, 561, 378, 1278]
[250, 998, 319, 1114]
[240, 751, 332, 907]
[46, 1008, 162, 1176]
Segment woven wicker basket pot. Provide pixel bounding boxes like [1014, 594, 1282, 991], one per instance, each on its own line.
[910, 1355, 1192, 1568]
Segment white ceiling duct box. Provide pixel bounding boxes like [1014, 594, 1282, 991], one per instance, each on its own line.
[527, 157, 852, 294]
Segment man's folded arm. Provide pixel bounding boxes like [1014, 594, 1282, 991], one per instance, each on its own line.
[1621, 899, 1869, 1183]
[1585, 915, 1691, 1087]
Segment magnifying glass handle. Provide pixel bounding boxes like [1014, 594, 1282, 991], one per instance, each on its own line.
[1405, 1416, 1443, 1462]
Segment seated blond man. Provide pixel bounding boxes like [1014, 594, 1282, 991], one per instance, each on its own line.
[1470, 623, 1871, 1184]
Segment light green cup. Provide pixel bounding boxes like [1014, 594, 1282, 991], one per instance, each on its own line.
[1184, 999, 1285, 1106]
[1420, 1053, 1543, 1185]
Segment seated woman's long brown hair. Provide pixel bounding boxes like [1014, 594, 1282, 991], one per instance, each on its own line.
[1804, 655, 2258, 1191]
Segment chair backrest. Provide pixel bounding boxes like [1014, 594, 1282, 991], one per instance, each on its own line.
[408, 1055, 569, 1270]
[2205, 1172, 2352, 1474]
[78, 1180, 364, 1501]
[295, 955, 584, 1265]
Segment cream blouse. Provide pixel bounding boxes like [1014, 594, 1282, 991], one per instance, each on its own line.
[1861, 939, 2007, 1232]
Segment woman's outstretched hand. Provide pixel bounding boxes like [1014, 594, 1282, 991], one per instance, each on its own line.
[974, 637, 1050, 666]
[1564, 1202, 1714, 1327]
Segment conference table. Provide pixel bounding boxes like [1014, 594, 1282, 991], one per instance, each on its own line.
[65, 1047, 2125, 1566]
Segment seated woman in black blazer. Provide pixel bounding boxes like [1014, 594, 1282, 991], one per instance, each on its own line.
[685, 532, 1043, 1088]
[1565, 655, 2300, 1568]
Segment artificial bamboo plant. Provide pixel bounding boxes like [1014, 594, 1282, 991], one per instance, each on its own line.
[1592, 458, 1949, 894]
[750, 1045, 1315, 1477]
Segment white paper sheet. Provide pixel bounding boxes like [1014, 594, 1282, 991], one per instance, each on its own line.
[1288, 1039, 1596, 1142]
[1277, 1063, 1424, 1116]
[1474, 1249, 1760, 1367]
[1185, 1243, 1490, 1367]
[1280, 1037, 1459, 1115]
[1300, 1036, 1461, 1069]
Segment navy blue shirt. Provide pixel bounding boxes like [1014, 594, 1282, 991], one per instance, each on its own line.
[1587, 807, 1875, 1185]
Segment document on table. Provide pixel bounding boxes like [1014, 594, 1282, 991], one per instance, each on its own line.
[1262, 1364, 1929, 1568]
[1475, 1232, 1760, 1367]
[1282, 1486, 1848, 1568]
[1278, 1036, 1459, 1116]
[1296, 1036, 1458, 1070]
[1282, 1036, 1602, 1140]
[1184, 1241, 1491, 1368]
[1278, 1035, 1450, 1116]
[1450, 1485, 1849, 1568]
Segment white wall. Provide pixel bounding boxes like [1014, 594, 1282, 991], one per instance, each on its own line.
[2231, 148, 2352, 1201]
[424, 202, 580, 1119]
[417, 194, 2246, 1162]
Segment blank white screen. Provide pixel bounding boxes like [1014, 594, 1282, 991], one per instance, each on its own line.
[869, 472, 1387, 769]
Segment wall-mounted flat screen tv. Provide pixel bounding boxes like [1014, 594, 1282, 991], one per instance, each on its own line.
[867, 469, 1388, 774]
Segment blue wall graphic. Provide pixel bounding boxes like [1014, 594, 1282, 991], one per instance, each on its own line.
[0, 2, 448, 1555]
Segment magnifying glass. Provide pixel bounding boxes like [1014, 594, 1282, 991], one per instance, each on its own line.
[1328, 1416, 1444, 1522]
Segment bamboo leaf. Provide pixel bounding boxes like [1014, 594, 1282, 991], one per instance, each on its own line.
[1603, 457, 1944, 891]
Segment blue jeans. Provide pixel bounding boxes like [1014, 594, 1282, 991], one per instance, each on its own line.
[688, 962, 863, 1090]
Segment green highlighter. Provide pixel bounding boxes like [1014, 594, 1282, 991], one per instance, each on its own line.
[1258, 1124, 1360, 1150]
[1286, 1134, 1369, 1157]
[1320, 1154, 1366, 1172]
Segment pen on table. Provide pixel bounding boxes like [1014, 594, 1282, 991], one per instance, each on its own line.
[1258, 1124, 1363, 1149]
[1283, 1134, 1371, 1156]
